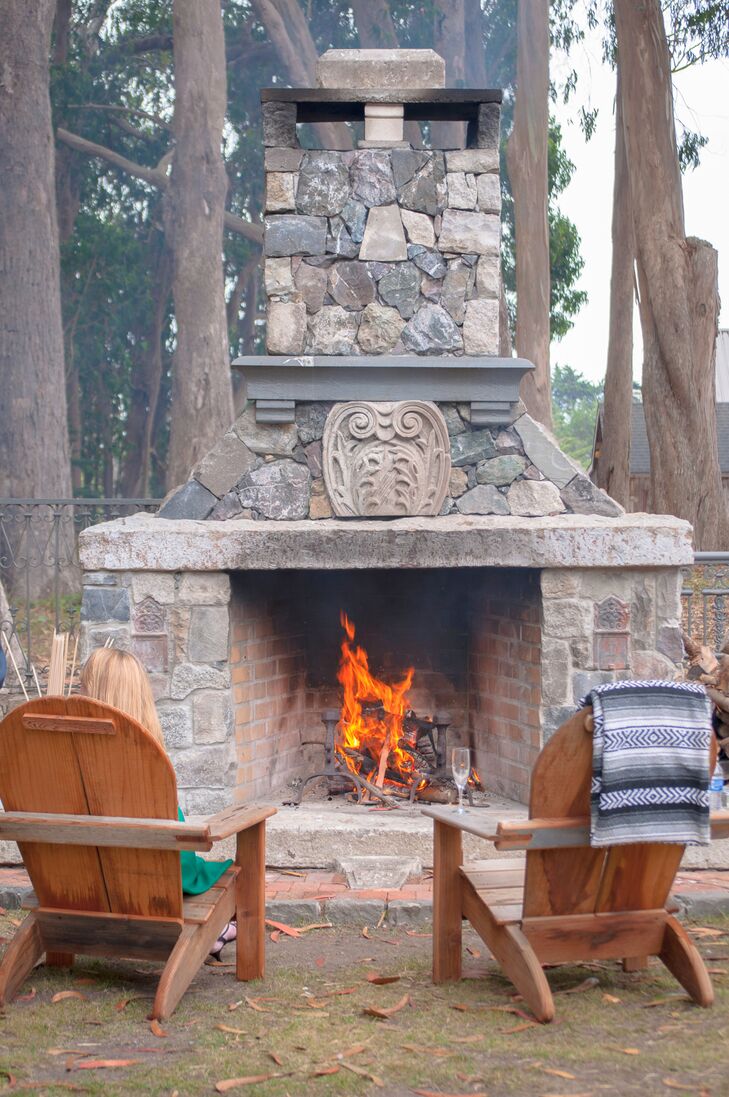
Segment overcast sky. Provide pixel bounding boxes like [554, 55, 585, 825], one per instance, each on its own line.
[549, 24, 729, 384]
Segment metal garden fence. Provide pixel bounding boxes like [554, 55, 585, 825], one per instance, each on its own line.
[0, 499, 160, 689]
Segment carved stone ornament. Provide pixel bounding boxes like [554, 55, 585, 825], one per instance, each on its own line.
[322, 400, 450, 517]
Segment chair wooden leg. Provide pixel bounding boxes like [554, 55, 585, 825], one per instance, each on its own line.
[462, 879, 554, 1023]
[236, 820, 266, 982]
[152, 892, 234, 1021]
[0, 912, 44, 1006]
[622, 956, 648, 972]
[659, 915, 713, 1008]
[46, 952, 74, 968]
[432, 820, 463, 983]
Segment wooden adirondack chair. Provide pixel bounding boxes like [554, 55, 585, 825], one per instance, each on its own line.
[0, 696, 275, 1019]
[425, 706, 729, 1023]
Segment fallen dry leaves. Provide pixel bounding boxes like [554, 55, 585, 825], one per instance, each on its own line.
[602, 993, 622, 1004]
[215, 1024, 246, 1036]
[363, 992, 411, 1019]
[264, 919, 300, 938]
[215, 1073, 286, 1092]
[413, 1091, 488, 1097]
[338, 1061, 384, 1087]
[15, 987, 36, 1003]
[51, 991, 87, 1004]
[73, 1059, 142, 1071]
[367, 972, 401, 985]
[537, 1067, 577, 1080]
[149, 1019, 168, 1038]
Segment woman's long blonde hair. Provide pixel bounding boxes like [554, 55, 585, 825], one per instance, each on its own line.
[80, 648, 165, 747]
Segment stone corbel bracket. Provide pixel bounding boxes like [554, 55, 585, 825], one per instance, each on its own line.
[232, 354, 534, 427]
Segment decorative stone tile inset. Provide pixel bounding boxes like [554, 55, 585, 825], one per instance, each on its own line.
[323, 401, 450, 517]
[593, 595, 631, 671]
[595, 596, 630, 633]
[133, 595, 165, 634]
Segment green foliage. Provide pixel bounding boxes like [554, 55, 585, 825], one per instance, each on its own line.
[551, 364, 603, 468]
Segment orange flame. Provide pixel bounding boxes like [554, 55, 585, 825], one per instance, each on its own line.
[336, 611, 416, 788]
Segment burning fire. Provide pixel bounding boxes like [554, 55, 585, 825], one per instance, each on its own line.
[336, 612, 417, 789]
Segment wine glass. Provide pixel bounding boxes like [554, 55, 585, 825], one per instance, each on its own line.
[451, 747, 470, 814]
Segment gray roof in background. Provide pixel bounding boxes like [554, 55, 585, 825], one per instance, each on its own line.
[630, 400, 729, 475]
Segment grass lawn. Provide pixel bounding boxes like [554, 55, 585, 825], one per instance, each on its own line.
[0, 910, 727, 1096]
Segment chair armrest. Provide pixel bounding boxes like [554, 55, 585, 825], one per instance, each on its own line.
[203, 803, 277, 843]
[0, 810, 214, 851]
[422, 805, 593, 851]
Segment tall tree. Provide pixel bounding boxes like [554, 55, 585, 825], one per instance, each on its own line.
[506, 0, 552, 427]
[164, 0, 234, 487]
[614, 0, 727, 548]
[594, 64, 633, 507]
[0, 1, 72, 500]
[431, 0, 466, 149]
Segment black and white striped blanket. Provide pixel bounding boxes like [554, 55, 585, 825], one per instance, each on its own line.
[580, 680, 712, 847]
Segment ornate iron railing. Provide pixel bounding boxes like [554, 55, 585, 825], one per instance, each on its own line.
[682, 553, 729, 651]
[0, 499, 160, 690]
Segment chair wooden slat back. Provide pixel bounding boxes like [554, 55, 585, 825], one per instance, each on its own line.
[523, 706, 717, 919]
[0, 697, 183, 920]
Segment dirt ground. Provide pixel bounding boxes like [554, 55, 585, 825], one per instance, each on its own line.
[1, 909, 728, 1097]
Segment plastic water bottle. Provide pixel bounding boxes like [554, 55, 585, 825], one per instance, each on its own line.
[709, 759, 725, 812]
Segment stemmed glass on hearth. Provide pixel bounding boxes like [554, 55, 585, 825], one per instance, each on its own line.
[451, 747, 470, 814]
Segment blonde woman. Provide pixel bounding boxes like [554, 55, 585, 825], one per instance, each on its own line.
[80, 648, 237, 958]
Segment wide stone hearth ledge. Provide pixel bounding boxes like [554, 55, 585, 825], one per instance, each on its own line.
[79, 511, 693, 572]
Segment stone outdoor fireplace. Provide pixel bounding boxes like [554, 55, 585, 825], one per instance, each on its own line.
[77, 49, 693, 816]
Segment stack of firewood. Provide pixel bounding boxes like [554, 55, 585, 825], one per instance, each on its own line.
[682, 631, 729, 756]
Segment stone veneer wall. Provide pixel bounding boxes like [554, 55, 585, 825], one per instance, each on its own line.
[77, 559, 684, 810]
[262, 147, 501, 358]
[160, 404, 622, 523]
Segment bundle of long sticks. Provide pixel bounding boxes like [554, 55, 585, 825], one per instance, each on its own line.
[47, 631, 69, 695]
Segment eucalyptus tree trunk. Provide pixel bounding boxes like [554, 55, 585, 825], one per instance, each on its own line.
[0, 1, 72, 501]
[595, 66, 633, 508]
[431, 0, 466, 150]
[506, 0, 551, 427]
[165, 0, 234, 488]
[614, 0, 727, 548]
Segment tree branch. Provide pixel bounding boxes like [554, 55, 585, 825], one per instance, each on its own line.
[55, 127, 263, 244]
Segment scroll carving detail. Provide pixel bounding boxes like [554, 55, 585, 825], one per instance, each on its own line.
[322, 401, 451, 517]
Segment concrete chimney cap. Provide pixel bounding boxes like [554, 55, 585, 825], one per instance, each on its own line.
[316, 48, 446, 91]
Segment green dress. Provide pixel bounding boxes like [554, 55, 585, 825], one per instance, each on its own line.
[178, 808, 233, 896]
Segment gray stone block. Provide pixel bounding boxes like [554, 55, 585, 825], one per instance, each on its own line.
[335, 855, 422, 889]
[158, 702, 194, 749]
[324, 898, 385, 925]
[542, 704, 576, 743]
[209, 492, 244, 521]
[189, 605, 229, 663]
[401, 208, 435, 247]
[657, 624, 684, 663]
[182, 787, 233, 815]
[447, 171, 477, 210]
[469, 101, 501, 149]
[175, 741, 236, 789]
[540, 639, 572, 705]
[572, 670, 616, 705]
[294, 262, 328, 312]
[178, 572, 230, 606]
[351, 149, 397, 206]
[407, 244, 447, 279]
[233, 406, 298, 457]
[438, 209, 500, 255]
[507, 479, 566, 517]
[265, 171, 296, 213]
[81, 585, 130, 623]
[130, 572, 176, 605]
[378, 263, 420, 318]
[193, 689, 234, 745]
[193, 431, 258, 499]
[341, 198, 367, 243]
[295, 402, 330, 445]
[441, 404, 466, 436]
[326, 217, 358, 258]
[463, 297, 499, 355]
[391, 148, 430, 189]
[264, 214, 327, 257]
[445, 149, 499, 173]
[266, 899, 323, 924]
[316, 48, 445, 90]
[265, 147, 304, 172]
[387, 900, 431, 926]
[83, 571, 117, 586]
[328, 261, 376, 309]
[158, 480, 217, 520]
[238, 459, 311, 520]
[560, 474, 624, 517]
[170, 663, 230, 700]
[456, 484, 510, 515]
[359, 204, 408, 262]
[357, 303, 405, 353]
[476, 454, 527, 486]
[543, 598, 593, 642]
[262, 100, 297, 147]
[450, 429, 496, 466]
[295, 151, 349, 216]
[401, 304, 462, 354]
[513, 414, 583, 488]
[266, 300, 307, 354]
[307, 306, 360, 354]
[398, 152, 446, 216]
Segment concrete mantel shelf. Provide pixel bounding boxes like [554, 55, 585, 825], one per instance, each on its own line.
[79, 512, 693, 573]
[232, 355, 535, 425]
